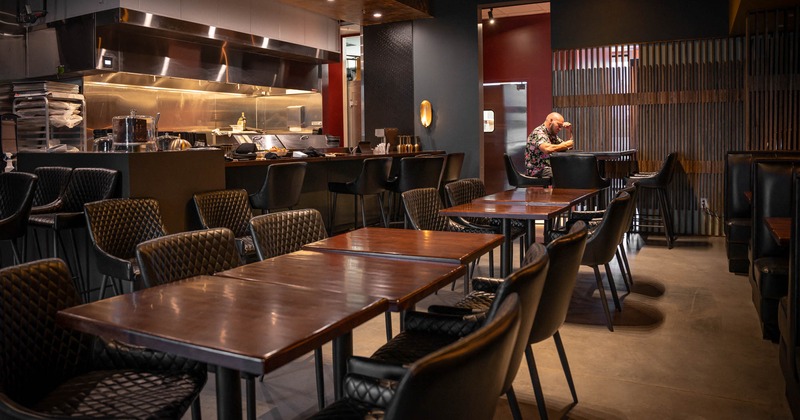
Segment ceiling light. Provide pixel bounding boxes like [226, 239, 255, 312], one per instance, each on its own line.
[373, 12, 382, 18]
[488, 9, 495, 24]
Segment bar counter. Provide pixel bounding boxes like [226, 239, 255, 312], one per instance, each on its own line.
[17, 149, 443, 233]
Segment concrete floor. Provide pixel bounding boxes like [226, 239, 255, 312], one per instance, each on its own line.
[186, 234, 793, 419]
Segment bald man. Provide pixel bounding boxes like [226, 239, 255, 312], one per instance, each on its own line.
[524, 112, 574, 178]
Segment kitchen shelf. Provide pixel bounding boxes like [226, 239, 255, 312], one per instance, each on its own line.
[13, 92, 87, 151]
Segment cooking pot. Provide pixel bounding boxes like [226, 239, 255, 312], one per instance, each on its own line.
[112, 110, 155, 144]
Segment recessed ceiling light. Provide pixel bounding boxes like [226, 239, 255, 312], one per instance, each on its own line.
[373, 12, 382, 18]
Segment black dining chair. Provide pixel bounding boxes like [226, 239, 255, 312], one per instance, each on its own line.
[0, 172, 38, 266]
[193, 189, 257, 263]
[366, 243, 550, 420]
[504, 153, 551, 188]
[27, 168, 119, 301]
[27, 166, 73, 261]
[328, 157, 392, 234]
[386, 155, 445, 225]
[429, 221, 589, 419]
[551, 153, 611, 212]
[249, 162, 307, 214]
[84, 198, 167, 299]
[249, 208, 328, 260]
[0, 258, 207, 419]
[439, 152, 465, 201]
[308, 294, 523, 420]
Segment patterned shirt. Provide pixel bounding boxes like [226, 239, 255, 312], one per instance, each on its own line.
[525, 123, 565, 176]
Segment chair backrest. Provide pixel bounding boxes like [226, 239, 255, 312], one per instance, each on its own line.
[752, 160, 796, 261]
[0, 259, 92, 406]
[440, 152, 465, 186]
[352, 157, 392, 195]
[550, 153, 610, 189]
[393, 156, 445, 193]
[581, 192, 632, 266]
[249, 208, 327, 260]
[485, 243, 549, 394]
[31, 166, 72, 207]
[724, 151, 800, 224]
[84, 198, 166, 260]
[193, 189, 253, 237]
[136, 227, 242, 288]
[0, 172, 38, 239]
[384, 294, 522, 420]
[401, 187, 452, 231]
[59, 168, 119, 212]
[530, 221, 589, 344]
[651, 152, 678, 186]
[249, 162, 307, 212]
[504, 153, 551, 187]
[444, 178, 486, 207]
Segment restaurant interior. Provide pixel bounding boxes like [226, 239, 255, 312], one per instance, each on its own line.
[1, 0, 800, 419]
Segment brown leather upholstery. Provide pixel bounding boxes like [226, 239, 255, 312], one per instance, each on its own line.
[249, 162, 307, 213]
[0, 258, 206, 419]
[504, 153, 551, 187]
[192, 189, 256, 262]
[249, 208, 327, 260]
[401, 187, 496, 234]
[29, 166, 71, 210]
[366, 244, 549, 419]
[84, 198, 166, 298]
[430, 221, 589, 418]
[309, 294, 522, 420]
[136, 227, 241, 288]
[0, 172, 37, 266]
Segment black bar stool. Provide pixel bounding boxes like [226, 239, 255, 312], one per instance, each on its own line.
[626, 152, 678, 248]
[328, 157, 391, 234]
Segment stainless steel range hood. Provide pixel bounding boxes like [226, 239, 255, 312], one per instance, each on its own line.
[3, 8, 340, 91]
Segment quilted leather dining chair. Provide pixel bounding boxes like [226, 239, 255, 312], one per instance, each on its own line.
[504, 153, 551, 188]
[249, 208, 327, 260]
[84, 198, 167, 299]
[27, 168, 119, 301]
[308, 294, 522, 420]
[249, 162, 307, 214]
[192, 189, 257, 263]
[27, 166, 72, 261]
[0, 172, 37, 266]
[0, 258, 206, 419]
[429, 221, 589, 419]
[366, 243, 549, 420]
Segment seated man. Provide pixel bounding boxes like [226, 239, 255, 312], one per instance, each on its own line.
[525, 111, 574, 177]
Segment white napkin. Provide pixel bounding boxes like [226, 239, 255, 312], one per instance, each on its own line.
[373, 143, 389, 154]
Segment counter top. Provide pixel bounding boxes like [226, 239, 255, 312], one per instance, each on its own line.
[224, 150, 445, 167]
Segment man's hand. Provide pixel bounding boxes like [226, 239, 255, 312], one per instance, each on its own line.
[562, 139, 574, 150]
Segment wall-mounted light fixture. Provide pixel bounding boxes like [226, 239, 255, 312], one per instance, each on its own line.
[420, 100, 432, 128]
[488, 8, 495, 24]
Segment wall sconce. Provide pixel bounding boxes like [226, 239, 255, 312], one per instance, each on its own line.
[420, 100, 432, 128]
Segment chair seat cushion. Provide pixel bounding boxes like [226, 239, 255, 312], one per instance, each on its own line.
[370, 330, 459, 365]
[32, 368, 205, 418]
[725, 219, 751, 244]
[328, 181, 356, 195]
[754, 257, 790, 299]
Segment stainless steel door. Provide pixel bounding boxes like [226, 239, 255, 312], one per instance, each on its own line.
[483, 82, 527, 193]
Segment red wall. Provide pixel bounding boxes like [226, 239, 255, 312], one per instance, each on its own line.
[322, 52, 344, 138]
[483, 13, 552, 134]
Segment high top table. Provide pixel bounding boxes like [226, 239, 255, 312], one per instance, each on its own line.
[58, 276, 388, 419]
[300, 227, 503, 294]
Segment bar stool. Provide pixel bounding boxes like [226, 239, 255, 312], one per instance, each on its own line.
[0, 172, 38, 266]
[28, 166, 73, 260]
[439, 152, 465, 201]
[328, 157, 391, 234]
[626, 152, 678, 248]
[551, 153, 611, 210]
[249, 162, 307, 214]
[386, 155, 445, 225]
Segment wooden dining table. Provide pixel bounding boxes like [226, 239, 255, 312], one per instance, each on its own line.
[765, 217, 790, 246]
[300, 227, 503, 293]
[58, 276, 388, 419]
[442, 187, 600, 276]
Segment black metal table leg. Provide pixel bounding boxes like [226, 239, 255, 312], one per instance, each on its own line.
[216, 366, 243, 419]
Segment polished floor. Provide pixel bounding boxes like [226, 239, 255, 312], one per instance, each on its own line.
[185, 234, 793, 419]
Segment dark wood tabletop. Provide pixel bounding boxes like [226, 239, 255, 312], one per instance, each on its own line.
[215, 250, 466, 312]
[475, 187, 600, 206]
[301, 227, 503, 265]
[765, 217, 790, 246]
[58, 276, 388, 418]
[58, 276, 387, 375]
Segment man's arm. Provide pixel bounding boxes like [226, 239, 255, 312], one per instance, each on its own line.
[539, 139, 574, 153]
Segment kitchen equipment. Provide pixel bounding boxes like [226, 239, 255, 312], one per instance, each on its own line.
[112, 110, 155, 144]
[168, 137, 192, 151]
[93, 134, 113, 152]
[156, 132, 180, 151]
